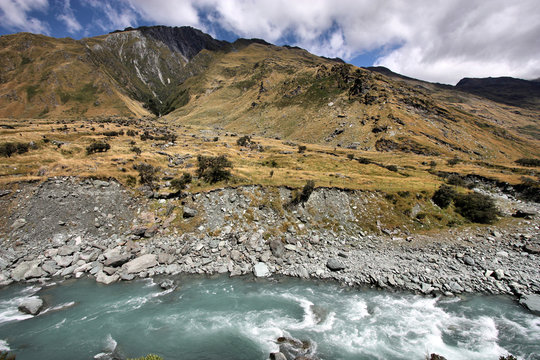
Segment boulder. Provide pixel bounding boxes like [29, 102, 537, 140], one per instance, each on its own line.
[57, 245, 77, 256]
[104, 253, 131, 267]
[183, 207, 198, 218]
[269, 239, 285, 258]
[253, 262, 270, 277]
[96, 271, 119, 285]
[131, 226, 147, 237]
[326, 258, 346, 271]
[11, 260, 41, 281]
[463, 256, 475, 266]
[18, 297, 44, 315]
[122, 254, 157, 274]
[524, 244, 540, 255]
[493, 269, 505, 280]
[520, 294, 540, 316]
[157, 253, 175, 265]
[159, 279, 175, 290]
[11, 218, 27, 230]
[269, 353, 287, 360]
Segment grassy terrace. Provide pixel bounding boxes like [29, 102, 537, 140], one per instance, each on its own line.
[0, 118, 536, 194]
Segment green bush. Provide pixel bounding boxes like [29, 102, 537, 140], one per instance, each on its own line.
[86, 141, 110, 155]
[196, 155, 232, 183]
[171, 172, 192, 191]
[357, 157, 372, 164]
[135, 163, 159, 187]
[236, 135, 252, 147]
[291, 180, 315, 205]
[446, 174, 466, 187]
[346, 153, 354, 160]
[386, 165, 398, 172]
[0, 142, 31, 157]
[454, 192, 498, 223]
[298, 145, 307, 153]
[432, 185, 456, 208]
[447, 157, 461, 166]
[131, 146, 142, 155]
[515, 158, 540, 167]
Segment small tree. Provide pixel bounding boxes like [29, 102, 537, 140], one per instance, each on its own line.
[454, 193, 498, 224]
[196, 155, 232, 183]
[86, 141, 110, 155]
[298, 145, 307, 153]
[171, 172, 192, 191]
[236, 135, 252, 147]
[0, 143, 17, 157]
[432, 184, 456, 208]
[136, 163, 159, 188]
[131, 146, 142, 156]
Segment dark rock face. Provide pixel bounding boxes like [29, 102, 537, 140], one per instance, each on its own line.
[138, 26, 226, 60]
[455, 76, 540, 110]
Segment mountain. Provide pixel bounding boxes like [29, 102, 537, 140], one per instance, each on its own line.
[455, 77, 540, 110]
[0, 26, 539, 161]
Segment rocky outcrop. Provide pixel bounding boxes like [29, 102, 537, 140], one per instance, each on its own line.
[520, 294, 540, 315]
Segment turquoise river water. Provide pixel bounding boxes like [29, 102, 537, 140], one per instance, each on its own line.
[0, 275, 538, 360]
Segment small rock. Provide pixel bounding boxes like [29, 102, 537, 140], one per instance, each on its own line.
[463, 256, 475, 266]
[18, 297, 44, 315]
[183, 207, 198, 218]
[269, 239, 285, 258]
[270, 352, 287, 360]
[493, 269, 505, 280]
[159, 279, 175, 290]
[11, 218, 27, 230]
[524, 244, 540, 255]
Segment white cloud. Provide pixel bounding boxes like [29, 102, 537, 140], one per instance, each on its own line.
[0, 0, 49, 34]
[115, 0, 539, 83]
[57, 0, 81, 34]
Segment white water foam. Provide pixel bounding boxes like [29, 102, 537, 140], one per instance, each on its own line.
[40, 301, 76, 315]
[0, 339, 10, 352]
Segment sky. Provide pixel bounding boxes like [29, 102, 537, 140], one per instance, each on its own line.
[0, 0, 539, 85]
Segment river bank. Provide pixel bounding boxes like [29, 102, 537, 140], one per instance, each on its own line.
[0, 177, 539, 307]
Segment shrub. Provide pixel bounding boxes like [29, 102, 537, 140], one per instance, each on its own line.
[0, 142, 30, 157]
[196, 155, 232, 183]
[386, 165, 398, 172]
[357, 157, 372, 164]
[446, 174, 466, 187]
[298, 145, 307, 153]
[454, 192, 498, 223]
[126, 129, 137, 136]
[135, 163, 159, 187]
[171, 172, 192, 191]
[86, 141, 110, 155]
[447, 157, 461, 166]
[432, 184, 456, 208]
[126, 175, 137, 187]
[131, 146, 142, 156]
[237, 135, 252, 147]
[429, 160, 437, 168]
[291, 180, 315, 205]
[128, 355, 163, 360]
[346, 153, 354, 160]
[515, 158, 540, 167]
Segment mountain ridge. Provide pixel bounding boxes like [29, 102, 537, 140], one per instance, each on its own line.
[0, 25, 539, 161]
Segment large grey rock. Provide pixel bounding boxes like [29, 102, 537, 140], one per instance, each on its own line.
[96, 271, 119, 285]
[520, 294, 540, 316]
[18, 297, 44, 315]
[463, 256, 475, 266]
[524, 244, 540, 255]
[57, 245, 77, 256]
[253, 262, 270, 277]
[103, 253, 131, 267]
[54, 255, 73, 268]
[157, 253, 174, 265]
[326, 258, 346, 271]
[11, 260, 41, 281]
[11, 218, 27, 230]
[494, 269, 505, 280]
[159, 279, 175, 290]
[122, 254, 157, 274]
[269, 240, 285, 258]
[183, 207, 198, 218]
[230, 250, 242, 261]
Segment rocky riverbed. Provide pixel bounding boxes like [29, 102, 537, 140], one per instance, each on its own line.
[0, 177, 539, 313]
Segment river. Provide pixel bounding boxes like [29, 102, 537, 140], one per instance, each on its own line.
[0, 275, 538, 360]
